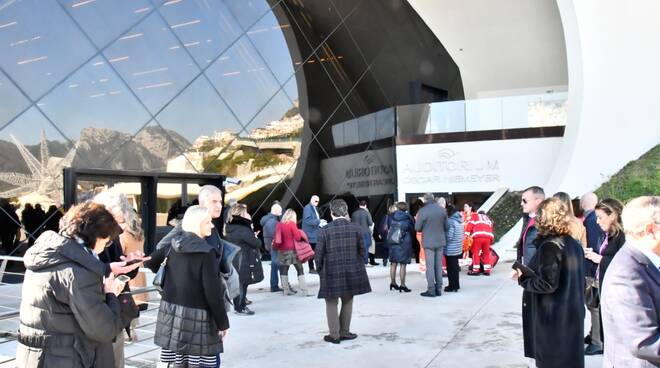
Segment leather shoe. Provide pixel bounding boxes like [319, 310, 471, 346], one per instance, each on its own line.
[235, 307, 255, 315]
[584, 334, 592, 345]
[323, 335, 340, 344]
[340, 333, 358, 341]
[271, 287, 283, 292]
[444, 286, 458, 292]
[309, 269, 319, 274]
[420, 291, 436, 297]
[584, 343, 603, 355]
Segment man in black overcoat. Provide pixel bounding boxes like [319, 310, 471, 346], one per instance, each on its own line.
[315, 199, 372, 344]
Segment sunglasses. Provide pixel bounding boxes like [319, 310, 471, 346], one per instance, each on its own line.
[521, 198, 528, 204]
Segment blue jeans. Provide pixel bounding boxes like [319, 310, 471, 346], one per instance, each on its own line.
[363, 233, 371, 264]
[270, 249, 280, 289]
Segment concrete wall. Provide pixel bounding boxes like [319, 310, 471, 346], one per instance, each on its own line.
[408, 0, 568, 99]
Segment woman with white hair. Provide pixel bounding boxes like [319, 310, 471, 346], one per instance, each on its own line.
[147, 205, 229, 367]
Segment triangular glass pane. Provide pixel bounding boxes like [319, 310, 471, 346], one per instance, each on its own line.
[103, 11, 201, 115]
[0, 0, 97, 100]
[158, 0, 243, 67]
[0, 107, 75, 206]
[0, 69, 30, 127]
[57, 0, 155, 49]
[282, 0, 344, 52]
[205, 35, 280, 124]
[38, 56, 152, 141]
[246, 4, 298, 86]
[222, 0, 273, 32]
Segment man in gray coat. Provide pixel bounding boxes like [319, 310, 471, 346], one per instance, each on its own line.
[351, 200, 374, 265]
[601, 196, 660, 368]
[415, 193, 448, 297]
[261, 202, 282, 292]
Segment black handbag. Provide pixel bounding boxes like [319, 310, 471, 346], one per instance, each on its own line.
[152, 246, 172, 293]
[584, 278, 600, 309]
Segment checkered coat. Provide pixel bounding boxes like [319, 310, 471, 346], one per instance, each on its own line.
[315, 218, 372, 298]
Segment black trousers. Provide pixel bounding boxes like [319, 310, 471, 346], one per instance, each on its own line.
[233, 283, 249, 311]
[308, 243, 316, 270]
[446, 255, 461, 290]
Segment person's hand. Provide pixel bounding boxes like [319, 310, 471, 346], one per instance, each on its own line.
[109, 260, 141, 276]
[510, 269, 521, 281]
[121, 251, 151, 263]
[585, 252, 602, 264]
[103, 274, 126, 296]
[254, 230, 260, 237]
[219, 329, 229, 340]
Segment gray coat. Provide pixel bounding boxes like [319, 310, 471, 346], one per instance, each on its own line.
[414, 202, 448, 249]
[445, 212, 464, 256]
[16, 231, 125, 368]
[315, 218, 372, 298]
[351, 207, 373, 235]
[601, 243, 660, 368]
[260, 213, 279, 251]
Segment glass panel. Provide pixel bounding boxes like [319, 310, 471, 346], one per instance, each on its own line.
[0, 0, 96, 99]
[314, 25, 368, 99]
[205, 35, 280, 124]
[38, 56, 152, 142]
[58, 0, 154, 49]
[375, 107, 395, 139]
[283, 0, 344, 52]
[342, 119, 358, 146]
[222, 0, 272, 32]
[103, 11, 200, 114]
[332, 124, 344, 148]
[246, 4, 297, 86]
[465, 97, 502, 131]
[0, 107, 75, 208]
[130, 121, 190, 172]
[358, 112, 375, 143]
[427, 100, 465, 134]
[0, 70, 30, 127]
[158, 0, 243, 67]
[156, 77, 243, 149]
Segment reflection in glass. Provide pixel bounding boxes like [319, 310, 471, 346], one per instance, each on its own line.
[103, 11, 200, 114]
[0, 108, 75, 205]
[123, 122, 190, 172]
[0, 70, 30, 127]
[159, 0, 243, 67]
[342, 119, 359, 146]
[375, 108, 395, 139]
[205, 36, 280, 124]
[0, 0, 96, 99]
[358, 113, 376, 143]
[58, 0, 154, 49]
[222, 0, 272, 32]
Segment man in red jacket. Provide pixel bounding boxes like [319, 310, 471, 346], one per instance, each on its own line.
[466, 210, 494, 275]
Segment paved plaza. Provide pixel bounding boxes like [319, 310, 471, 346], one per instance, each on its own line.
[0, 247, 603, 368]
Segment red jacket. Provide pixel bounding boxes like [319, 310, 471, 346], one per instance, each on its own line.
[465, 213, 494, 240]
[274, 221, 301, 251]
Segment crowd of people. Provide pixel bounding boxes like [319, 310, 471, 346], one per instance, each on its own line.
[0, 199, 62, 255]
[9, 182, 659, 368]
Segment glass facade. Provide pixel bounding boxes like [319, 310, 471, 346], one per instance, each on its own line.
[0, 0, 465, 253]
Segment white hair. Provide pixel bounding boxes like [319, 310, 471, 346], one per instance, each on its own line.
[270, 202, 282, 214]
[93, 189, 143, 240]
[182, 205, 210, 234]
[198, 185, 222, 205]
[622, 196, 660, 238]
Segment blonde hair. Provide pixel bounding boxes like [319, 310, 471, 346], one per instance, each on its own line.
[622, 196, 659, 238]
[181, 206, 210, 234]
[536, 198, 571, 237]
[226, 203, 248, 224]
[281, 208, 297, 223]
[596, 198, 624, 236]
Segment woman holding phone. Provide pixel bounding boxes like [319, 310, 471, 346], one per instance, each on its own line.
[514, 197, 585, 368]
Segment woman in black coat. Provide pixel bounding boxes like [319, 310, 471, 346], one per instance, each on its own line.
[515, 197, 585, 368]
[386, 202, 415, 292]
[224, 203, 263, 315]
[146, 205, 229, 367]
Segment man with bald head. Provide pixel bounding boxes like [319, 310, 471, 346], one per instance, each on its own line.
[581, 192, 605, 353]
[303, 195, 326, 273]
[261, 202, 283, 292]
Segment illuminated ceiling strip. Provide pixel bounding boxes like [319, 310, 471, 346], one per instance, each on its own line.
[132, 67, 169, 76]
[17, 56, 48, 65]
[247, 67, 265, 72]
[71, 0, 96, 8]
[10, 39, 28, 47]
[246, 28, 268, 35]
[0, 21, 18, 30]
[163, 0, 182, 5]
[272, 24, 291, 30]
[133, 7, 150, 14]
[92, 61, 105, 66]
[137, 81, 173, 90]
[90, 93, 106, 98]
[223, 71, 240, 77]
[68, 84, 79, 88]
[119, 33, 143, 41]
[32, 36, 41, 40]
[99, 78, 109, 82]
[183, 41, 200, 47]
[109, 56, 129, 63]
[218, 56, 230, 61]
[170, 20, 201, 29]
[169, 45, 180, 50]
[109, 90, 121, 95]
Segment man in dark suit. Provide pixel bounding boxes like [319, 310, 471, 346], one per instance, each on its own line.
[351, 200, 375, 265]
[601, 196, 660, 368]
[415, 193, 448, 297]
[303, 195, 326, 273]
[580, 192, 605, 354]
[315, 199, 372, 344]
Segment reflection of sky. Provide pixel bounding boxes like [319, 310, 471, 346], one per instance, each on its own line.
[0, 0, 298, 145]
